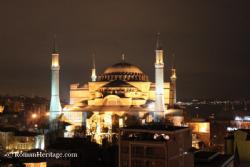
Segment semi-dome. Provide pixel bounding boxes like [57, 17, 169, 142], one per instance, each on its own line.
[97, 61, 149, 82]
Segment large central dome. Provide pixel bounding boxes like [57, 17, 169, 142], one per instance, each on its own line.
[104, 62, 143, 74]
[97, 61, 149, 82]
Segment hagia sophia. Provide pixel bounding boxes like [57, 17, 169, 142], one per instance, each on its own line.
[50, 34, 182, 144]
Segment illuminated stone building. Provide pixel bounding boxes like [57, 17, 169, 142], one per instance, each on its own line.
[0, 127, 44, 152]
[61, 35, 179, 143]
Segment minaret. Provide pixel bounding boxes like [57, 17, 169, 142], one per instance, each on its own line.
[49, 36, 62, 123]
[170, 54, 177, 107]
[154, 33, 165, 122]
[91, 54, 97, 82]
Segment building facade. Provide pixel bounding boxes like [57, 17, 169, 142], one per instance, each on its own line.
[0, 127, 44, 152]
[118, 125, 193, 167]
[61, 37, 179, 143]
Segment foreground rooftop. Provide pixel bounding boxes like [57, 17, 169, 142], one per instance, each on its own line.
[120, 124, 188, 132]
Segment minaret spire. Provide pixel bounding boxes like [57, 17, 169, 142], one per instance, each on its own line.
[156, 32, 162, 50]
[121, 53, 125, 61]
[91, 53, 97, 82]
[172, 53, 176, 69]
[92, 54, 96, 69]
[53, 34, 58, 54]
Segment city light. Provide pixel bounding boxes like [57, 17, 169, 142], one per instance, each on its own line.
[235, 116, 243, 121]
[119, 118, 124, 128]
[0, 105, 4, 113]
[187, 122, 210, 133]
[244, 116, 250, 121]
[227, 127, 238, 132]
[161, 134, 170, 140]
[32, 113, 37, 119]
[234, 116, 250, 121]
[148, 102, 155, 109]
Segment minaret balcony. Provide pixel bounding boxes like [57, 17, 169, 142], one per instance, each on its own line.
[51, 66, 60, 70]
[154, 63, 164, 68]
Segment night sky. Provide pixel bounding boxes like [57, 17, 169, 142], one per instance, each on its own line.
[0, 0, 250, 101]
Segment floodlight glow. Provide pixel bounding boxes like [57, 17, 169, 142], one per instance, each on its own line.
[243, 116, 250, 121]
[32, 113, 37, 119]
[161, 134, 170, 140]
[227, 127, 238, 131]
[148, 102, 155, 109]
[235, 116, 243, 121]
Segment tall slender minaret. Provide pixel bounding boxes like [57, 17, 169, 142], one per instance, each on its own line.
[154, 33, 165, 122]
[170, 54, 177, 107]
[49, 36, 62, 122]
[91, 54, 97, 82]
